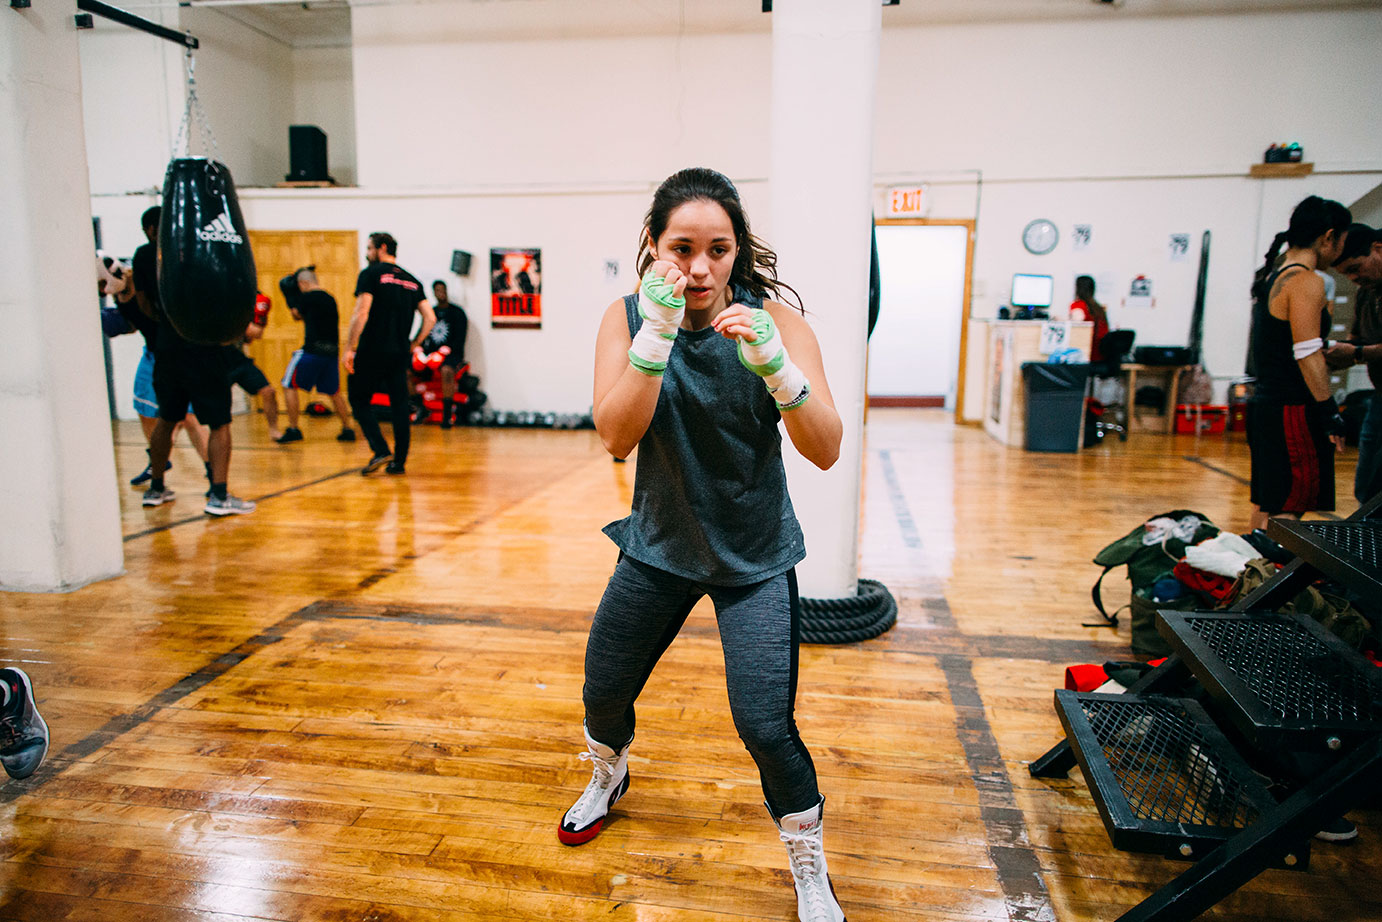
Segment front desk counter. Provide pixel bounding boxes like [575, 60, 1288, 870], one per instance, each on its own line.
[978, 320, 1093, 448]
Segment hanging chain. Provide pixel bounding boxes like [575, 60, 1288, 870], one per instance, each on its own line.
[173, 49, 219, 160]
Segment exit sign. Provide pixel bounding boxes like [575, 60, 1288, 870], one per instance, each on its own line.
[887, 186, 927, 216]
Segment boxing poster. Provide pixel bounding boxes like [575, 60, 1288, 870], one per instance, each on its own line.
[491, 247, 542, 328]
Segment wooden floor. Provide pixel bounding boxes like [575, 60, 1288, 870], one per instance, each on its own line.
[0, 409, 1374, 921]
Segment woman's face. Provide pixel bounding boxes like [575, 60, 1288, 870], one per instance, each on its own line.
[653, 199, 738, 310]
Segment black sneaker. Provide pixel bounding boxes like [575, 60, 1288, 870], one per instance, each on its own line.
[362, 452, 392, 475]
[275, 427, 304, 444]
[336, 428, 356, 442]
[385, 461, 406, 475]
[0, 667, 49, 780]
[130, 453, 168, 487]
[440, 417, 454, 430]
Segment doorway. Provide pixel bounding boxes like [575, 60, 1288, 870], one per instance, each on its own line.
[245, 230, 360, 404]
[867, 220, 974, 409]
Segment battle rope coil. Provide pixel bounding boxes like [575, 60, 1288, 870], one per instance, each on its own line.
[799, 578, 896, 644]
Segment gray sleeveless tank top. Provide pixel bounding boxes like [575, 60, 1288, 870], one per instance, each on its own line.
[602, 285, 806, 586]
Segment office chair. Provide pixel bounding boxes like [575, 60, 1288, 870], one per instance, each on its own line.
[1091, 330, 1136, 440]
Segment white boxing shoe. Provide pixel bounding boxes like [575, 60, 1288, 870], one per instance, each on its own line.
[773, 797, 847, 922]
[558, 724, 630, 845]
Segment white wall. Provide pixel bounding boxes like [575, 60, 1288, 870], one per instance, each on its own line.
[78, 15, 183, 196]
[293, 46, 357, 186]
[350, 22, 772, 189]
[80, 4, 1382, 415]
[177, 7, 294, 188]
[874, 11, 1382, 180]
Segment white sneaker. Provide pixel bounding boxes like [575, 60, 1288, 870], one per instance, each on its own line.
[203, 493, 256, 516]
[141, 486, 176, 507]
[558, 724, 630, 845]
[773, 797, 847, 922]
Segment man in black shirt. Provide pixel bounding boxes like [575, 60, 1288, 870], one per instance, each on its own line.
[101, 246, 208, 486]
[278, 268, 356, 442]
[417, 280, 470, 428]
[115, 214, 212, 487]
[345, 232, 435, 474]
[135, 206, 254, 515]
[1328, 224, 1382, 502]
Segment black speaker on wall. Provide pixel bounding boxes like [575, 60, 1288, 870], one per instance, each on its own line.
[287, 125, 330, 182]
[451, 250, 473, 276]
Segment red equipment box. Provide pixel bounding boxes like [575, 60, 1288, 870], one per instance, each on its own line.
[1174, 404, 1228, 434]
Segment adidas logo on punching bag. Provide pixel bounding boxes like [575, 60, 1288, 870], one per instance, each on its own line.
[196, 214, 244, 245]
[159, 157, 258, 345]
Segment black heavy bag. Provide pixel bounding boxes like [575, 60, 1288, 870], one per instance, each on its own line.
[158, 157, 257, 345]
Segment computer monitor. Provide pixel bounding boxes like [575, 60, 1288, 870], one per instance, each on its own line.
[1011, 273, 1054, 309]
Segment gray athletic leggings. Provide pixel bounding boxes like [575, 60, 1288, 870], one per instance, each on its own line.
[582, 555, 819, 816]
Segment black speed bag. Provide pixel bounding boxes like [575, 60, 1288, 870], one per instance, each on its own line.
[158, 157, 257, 345]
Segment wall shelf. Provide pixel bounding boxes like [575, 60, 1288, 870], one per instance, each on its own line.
[1249, 162, 1314, 178]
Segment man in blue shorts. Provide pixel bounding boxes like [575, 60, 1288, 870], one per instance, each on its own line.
[277, 268, 356, 443]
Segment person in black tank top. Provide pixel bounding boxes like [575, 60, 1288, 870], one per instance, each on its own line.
[560, 169, 848, 921]
[1245, 195, 1352, 530]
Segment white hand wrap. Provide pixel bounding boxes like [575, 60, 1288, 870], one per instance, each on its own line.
[628, 271, 685, 375]
[1292, 337, 1324, 361]
[737, 308, 810, 409]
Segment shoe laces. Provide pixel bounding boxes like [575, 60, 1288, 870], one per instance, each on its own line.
[571, 748, 617, 814]
[779, 830, 831, 917]
[0, 715, 20, 749]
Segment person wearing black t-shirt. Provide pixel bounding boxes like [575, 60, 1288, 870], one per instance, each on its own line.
[123, 207, 210, 488]
[223, 293, 286, 442]
[136, 206, 255, 516]
[279, 268, 356, 443]
[417, 280, 470, 428]
[345, 232, 435, 474]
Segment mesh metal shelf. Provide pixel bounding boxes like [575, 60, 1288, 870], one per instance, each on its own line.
[1267, 518, 1382, 601]
[1157, 611, 1382, 752]
[1053, 690, 1306, 866]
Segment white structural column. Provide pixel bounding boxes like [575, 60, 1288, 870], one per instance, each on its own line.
[0, 5, 124, 591]
[770, 0, 881, 598]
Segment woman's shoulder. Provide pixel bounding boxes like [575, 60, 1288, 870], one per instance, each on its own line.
[762, 297, 803, 323]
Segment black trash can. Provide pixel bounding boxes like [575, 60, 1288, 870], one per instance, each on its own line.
[1022, 362, 1091, 452]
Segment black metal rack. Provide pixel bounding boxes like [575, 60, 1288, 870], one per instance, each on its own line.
[1030, 493, 1382, 921]
[1053, 690, 1303, 865]
[1268, 518, 1382, 600]
[1158, 611, 1382, 752]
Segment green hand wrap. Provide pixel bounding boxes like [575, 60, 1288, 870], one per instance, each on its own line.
[629, 269, 686, 376]
[736, 309, 786, 376]
[736, 307, 809, 408]
[639, 270, 685, 315]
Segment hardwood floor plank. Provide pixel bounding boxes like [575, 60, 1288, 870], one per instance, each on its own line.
[0, 411, 1372, 921]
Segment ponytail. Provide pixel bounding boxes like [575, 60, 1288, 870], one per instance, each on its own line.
[1250, 195, 1351, 300]
[1250, 231, 1290, 301]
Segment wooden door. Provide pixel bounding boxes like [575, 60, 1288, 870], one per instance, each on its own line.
[246, 230, 360, 404]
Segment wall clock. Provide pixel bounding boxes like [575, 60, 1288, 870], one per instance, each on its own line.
[1022, 219, 1059, 255]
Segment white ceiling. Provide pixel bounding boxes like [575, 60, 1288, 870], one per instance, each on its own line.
[173, 0, 1382, 49]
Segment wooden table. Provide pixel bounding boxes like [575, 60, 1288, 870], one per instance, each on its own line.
[1121, 363, 1192, 433]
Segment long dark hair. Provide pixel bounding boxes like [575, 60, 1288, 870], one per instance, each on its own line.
[1250, 195, 1351, 300]
[636, 167, 803, 312]
[1074, 275, 1106, 325]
